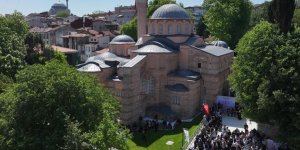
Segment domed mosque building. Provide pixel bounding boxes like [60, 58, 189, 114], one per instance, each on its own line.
[49, 1, 70, 16]
[78, 0, 234, 125]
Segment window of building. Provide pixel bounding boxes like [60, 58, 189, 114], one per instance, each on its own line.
[142, 76, 155, 95]
[120, 49, 124, 56]
[177, 24, 181, 34]
[159, 24, 163, 34]
[171, 96, 180, 105]
[168, 24, 173, 34]
[198, 63, 202, 68]
[152, 25, 156, 34]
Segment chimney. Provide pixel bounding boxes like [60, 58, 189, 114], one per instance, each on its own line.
[135, 0, 148, 39]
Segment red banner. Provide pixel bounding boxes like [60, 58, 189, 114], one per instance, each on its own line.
[203, 103, 209, 115]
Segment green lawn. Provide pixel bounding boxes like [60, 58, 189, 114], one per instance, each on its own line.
[127, 116, 202, 150]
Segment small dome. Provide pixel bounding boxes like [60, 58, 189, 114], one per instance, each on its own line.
[151, 4, 191, 19]
[110, 35, 135, 44]
[212, 41, 229, 49]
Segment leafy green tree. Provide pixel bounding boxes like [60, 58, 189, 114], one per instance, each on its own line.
[203, 0, 252, 49]
[0, 12, 29, 78]
[25, 32, 45, 65]
[196, 17, 209, 38]
[293, 8, 300, 27]
[249, 2, 271, 27]
[229, 21, 300, 148]
[0, 74, 12, 94]
[0, 60, 129, 150]
[121, 17, 138, 41]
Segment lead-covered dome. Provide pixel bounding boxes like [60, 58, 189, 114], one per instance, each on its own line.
[151, 4, 191, 19]
[212, 41, 229, 49]
[110, 35, 135, 44]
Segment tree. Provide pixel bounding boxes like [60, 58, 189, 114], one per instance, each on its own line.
[0, 12, 29, 78]
[196, 17, 209, 38]
[268, 0, 295, 34]
[0, 74, 12, 94]
[229, 21, 300, 148]
[25, 32, 45, 65]
[120, 17, 138, 41]
[249, 2, 271, 27]
[293, 8, 300, 27]
[203, 0, 252, 49]
[0, 60, 129, 149]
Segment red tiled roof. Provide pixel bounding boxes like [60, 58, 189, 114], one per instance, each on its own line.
[51, 45, 78, 54]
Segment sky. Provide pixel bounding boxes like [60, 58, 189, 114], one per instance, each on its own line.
[0, 0, 269, 16]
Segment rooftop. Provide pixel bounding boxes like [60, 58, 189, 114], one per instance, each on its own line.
[51, 45, 78, 54]
[133, 42, 176, 54]
[193, 45, 233, 57]
[110, 35, 135, 44]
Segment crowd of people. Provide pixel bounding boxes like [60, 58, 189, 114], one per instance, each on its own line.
[189, 103, 290, 150]
[128, 116, 177, 133]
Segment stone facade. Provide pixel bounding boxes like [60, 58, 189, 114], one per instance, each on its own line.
[77, 2, 234, 125]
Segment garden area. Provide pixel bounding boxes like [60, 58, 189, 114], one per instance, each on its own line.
[127, 115, 202, 150]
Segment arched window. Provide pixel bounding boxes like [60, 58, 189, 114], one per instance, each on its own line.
[120, 49, 124, 56]
[168, 24, 173, 34]
[159, 24, 163, 34]
[177, 24, 181, 34]
[152, 24, 156, 34]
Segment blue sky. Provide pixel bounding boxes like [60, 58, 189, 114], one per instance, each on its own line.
[0, 0, 269, 16]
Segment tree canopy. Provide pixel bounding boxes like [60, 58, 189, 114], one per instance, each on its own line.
[293, 8, 300, 27]
[120, 17, 138, 41]
[249, 1, 271, 27]
[0, 12, 29, 78]
[268, 0, 295, 34]
[229, 21, 300, 148]
[0, 60, 129, 150]
[203, 0, 252, 49]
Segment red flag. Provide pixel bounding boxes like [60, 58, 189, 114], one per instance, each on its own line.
[203, 103, 209, 115]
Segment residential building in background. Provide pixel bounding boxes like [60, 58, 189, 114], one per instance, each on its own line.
[106, 5, 136, 25]
[92, 19, 119, 32]
[185, 6, 204, 24]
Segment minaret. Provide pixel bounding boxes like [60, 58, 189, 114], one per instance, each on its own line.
[66, 0, 69, 9]
[136, 0, 147, 39]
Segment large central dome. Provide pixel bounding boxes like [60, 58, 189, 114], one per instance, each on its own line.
[151, 4, 191, 19]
